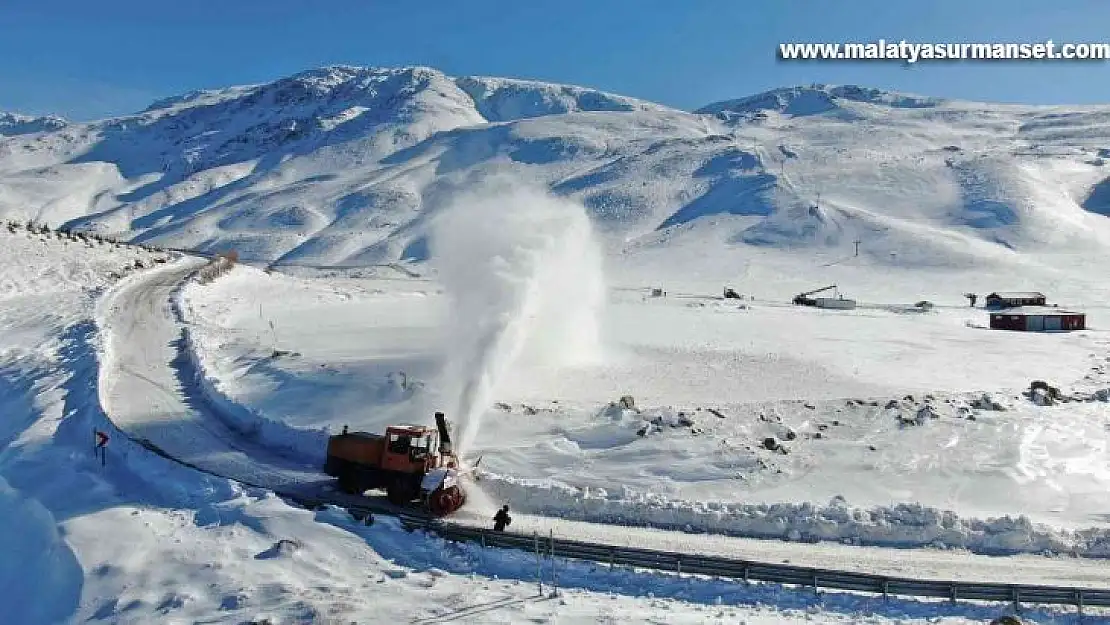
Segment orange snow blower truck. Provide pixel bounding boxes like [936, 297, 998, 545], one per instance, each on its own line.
[323, 411, 469, 516]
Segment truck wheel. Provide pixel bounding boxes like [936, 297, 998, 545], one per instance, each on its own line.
[337, 474, 360, 495]
[428, 486, 464, 516]
[387, 477, 414, 505]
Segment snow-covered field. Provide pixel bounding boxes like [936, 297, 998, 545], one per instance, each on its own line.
[3, 222, 1067, 625]
[178, 245, 1110, 551]
[7, 64, 1110, 622]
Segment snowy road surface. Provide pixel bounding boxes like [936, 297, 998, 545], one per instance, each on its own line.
[97, 259, 326, 493]
[96, 260, 1110, 589]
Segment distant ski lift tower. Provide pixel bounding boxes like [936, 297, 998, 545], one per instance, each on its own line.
[854, 238, 861, 257]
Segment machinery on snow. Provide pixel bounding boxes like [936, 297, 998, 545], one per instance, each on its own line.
[792, 284, 857, 310]
[323, 411, 479, 516]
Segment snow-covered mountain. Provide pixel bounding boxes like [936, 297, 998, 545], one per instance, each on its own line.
[6, 68, 1110, 624]
[0, 112, 68, 136]
[3, 65, 1110, 272]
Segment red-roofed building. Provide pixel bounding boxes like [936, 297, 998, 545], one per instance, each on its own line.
[989, 307, 1085, 332]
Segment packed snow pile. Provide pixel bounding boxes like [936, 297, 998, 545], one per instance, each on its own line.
[0, 477, 82, 625]
[176, 322, 333, 466]
[474, 474, 1110, 557]
[320, 511, 1096, 624]
[162, 262, 333, 466]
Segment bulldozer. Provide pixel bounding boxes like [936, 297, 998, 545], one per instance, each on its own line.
[323, 411, 474, 516]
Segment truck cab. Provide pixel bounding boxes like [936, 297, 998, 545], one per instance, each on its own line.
[382, 425, 439, 472]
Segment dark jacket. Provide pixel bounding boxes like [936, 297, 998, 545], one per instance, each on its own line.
[493, 508, 511, 529]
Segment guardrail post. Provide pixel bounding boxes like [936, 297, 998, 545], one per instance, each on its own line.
[1076, 589, 1083, 617]
[812, 572, 819, 595]
[676, 556, 682, 577]
[950, 584, 957, 605]
[742, 563, 750, 584]
[881, 580, 889, 602]
[609, 546, 615, 568]
[534, 531, 543, 596]
[549, 529, 558, 596]
[1011, 587, 1020, 614]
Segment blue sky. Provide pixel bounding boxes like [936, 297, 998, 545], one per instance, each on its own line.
[2, 0, 1109, 120]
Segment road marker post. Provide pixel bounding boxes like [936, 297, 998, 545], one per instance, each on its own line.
[93, 429, 109, 466]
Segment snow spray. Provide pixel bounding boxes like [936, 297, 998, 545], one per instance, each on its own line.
[428, 178, 606, 457]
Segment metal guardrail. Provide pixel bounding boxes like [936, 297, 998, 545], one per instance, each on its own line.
[120, 423, 1110, 615]
[397, 515, 1109, 613]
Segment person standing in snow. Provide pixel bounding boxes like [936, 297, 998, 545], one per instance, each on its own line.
[493, 504, 511, 531]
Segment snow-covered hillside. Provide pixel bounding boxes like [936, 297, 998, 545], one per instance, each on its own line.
[2, 66, 1110, 284]
[6, 65, 1110, 622]
[2, 208, 1051, 625]
[0, 112, 68, 136]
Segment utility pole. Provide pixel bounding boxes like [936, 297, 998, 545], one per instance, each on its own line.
[854, 238, 861, 257]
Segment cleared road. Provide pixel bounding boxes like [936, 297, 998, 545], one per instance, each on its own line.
[97, 259, 324, 492]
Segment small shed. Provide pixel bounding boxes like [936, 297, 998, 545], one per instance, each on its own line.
[985, 291, 1046, 309]
[989, 307, 1085, 332]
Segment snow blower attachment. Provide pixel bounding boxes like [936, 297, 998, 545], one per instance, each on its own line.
[323, 411, 470, 516]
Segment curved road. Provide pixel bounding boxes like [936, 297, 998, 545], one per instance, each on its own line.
[98, 260, 325, 493]
[95, 258, 1110, 590]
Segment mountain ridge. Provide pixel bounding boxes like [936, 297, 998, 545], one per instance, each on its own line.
[2, 64, 1110, 273]
[4, 67, 1068, 123]
[0, 111, 69, 136]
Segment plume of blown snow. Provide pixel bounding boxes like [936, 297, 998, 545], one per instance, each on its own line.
[428, 177, 606, 457]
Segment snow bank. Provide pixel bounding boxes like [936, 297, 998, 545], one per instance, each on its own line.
[89, 276, 245, 505]
[0, 477, 82, 625]
[474, 472, 1110, 558]
[317, 510, 1089, 624]
[168, 265, 331, 466]
[178, 323, 331, 465]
